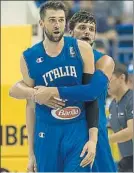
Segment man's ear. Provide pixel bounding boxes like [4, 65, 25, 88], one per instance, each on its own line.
[39, 19, 44, 28]
[120, 74, 126, 81]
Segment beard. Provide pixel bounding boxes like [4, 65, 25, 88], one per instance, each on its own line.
[44, 28, 64, 42]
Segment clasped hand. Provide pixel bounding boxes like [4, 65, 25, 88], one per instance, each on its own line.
[33, 86, 65, 109]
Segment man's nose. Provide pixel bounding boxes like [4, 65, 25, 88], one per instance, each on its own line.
[84, 28, 90, 35]
[54, 21, 60, 28]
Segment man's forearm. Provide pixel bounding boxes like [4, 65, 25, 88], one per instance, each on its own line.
[109, 128, 133, 143]
[89, 128, 98, 144]
[9, 81, 35, 100]
[26, 100, 35, 155]
[58, 70, 108, 101]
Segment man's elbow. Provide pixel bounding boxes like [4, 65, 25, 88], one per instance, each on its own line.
[9, 85, 20, 99]
[9, 86, 15, 97]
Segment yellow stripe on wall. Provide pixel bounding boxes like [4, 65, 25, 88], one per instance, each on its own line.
[1, 25, 32, 172]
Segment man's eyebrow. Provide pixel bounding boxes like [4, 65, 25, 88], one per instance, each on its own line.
[48, 17, 65, 19]
[78, 24, 87, 26]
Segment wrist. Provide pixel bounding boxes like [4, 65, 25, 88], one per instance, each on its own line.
[27, 88, 36, 101]
[89, 139, 97, 145]
[51, 87, 60, 98]
[89, 128, 98, 144]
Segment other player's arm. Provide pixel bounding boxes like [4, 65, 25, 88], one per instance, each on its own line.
[9, 56, 65, 108]
[66, 40, 97, 168]
[78, 41, 98, 167]
[84, 55, 115, 141]
[57, 45, 115, 101]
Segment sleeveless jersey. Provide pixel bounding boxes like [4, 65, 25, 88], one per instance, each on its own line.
[23, 36, 85, 124]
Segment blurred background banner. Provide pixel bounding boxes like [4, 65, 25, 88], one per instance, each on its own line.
[1, 25, 32, 172]
[1, 0, 133, 172]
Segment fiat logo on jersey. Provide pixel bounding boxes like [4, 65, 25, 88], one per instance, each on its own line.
[51, 106, 81, 120]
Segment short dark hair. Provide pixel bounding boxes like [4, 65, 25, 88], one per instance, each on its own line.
[114, 62, 128, 83]
[69, 10, 96, 31]
[39, 1, 68, 20]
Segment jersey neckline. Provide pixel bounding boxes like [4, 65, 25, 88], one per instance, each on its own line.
[40, 37, 66, 59]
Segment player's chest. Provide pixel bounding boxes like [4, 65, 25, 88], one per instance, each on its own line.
[33, 55, 83, 86]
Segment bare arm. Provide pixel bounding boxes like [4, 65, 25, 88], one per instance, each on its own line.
[9, 80, 35, 99]
[109, 119, 133, 143]
[95, 55, 115, 80]
[10, 56, 36, 156]
[9, 55, 35, 99]
[20, 56, 36, 156]
[88, 55, 114, 141]
[77, 40, 99, 143]
[26, 100, 35, 156]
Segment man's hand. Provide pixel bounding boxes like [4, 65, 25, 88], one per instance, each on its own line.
[80, 140, 97, 168]
[27, 154, 37, 172]
[34, 86, 65, 109]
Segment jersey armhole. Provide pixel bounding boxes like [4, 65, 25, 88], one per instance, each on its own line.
[23, 51, 35, 80]
[72, 39, 84, 69]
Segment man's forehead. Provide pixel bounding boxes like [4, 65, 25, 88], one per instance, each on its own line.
[45, 9, 65, 18]
[76, 21, 95, 27]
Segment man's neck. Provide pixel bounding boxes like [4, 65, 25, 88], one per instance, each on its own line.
[115, 86, 130, 102]
[43, 37, 64, 57]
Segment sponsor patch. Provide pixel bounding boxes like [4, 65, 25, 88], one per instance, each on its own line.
[51, 106, 81, 120]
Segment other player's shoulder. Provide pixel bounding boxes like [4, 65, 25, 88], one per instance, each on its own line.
[94, 50, 114, 65]
[64, 36, 79, 46]
[93, 49, 105, 57]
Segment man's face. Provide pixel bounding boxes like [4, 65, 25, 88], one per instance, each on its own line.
[40, 9, 66, 42]
[72, 22, 96, 45]
[108, 74, 123, 96]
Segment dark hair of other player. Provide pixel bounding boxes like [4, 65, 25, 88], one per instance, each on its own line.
[69, 10, 96, 32]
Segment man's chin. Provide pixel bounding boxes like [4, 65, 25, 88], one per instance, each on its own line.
[49, 36, 63, 42]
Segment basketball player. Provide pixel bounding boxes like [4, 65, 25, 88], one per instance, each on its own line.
[67, 10, 117, 172]
[30, 11, 116, 172]
[33, 10, 116, 172]
[28, 11, 117, 172]
[9, 1, 99, 172]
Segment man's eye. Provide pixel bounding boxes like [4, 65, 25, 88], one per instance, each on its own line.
[59, 19, 64, 22]
[49, 19, 55, 22]
[80, 26, 86, 30]
[89, 28, 95, 31]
